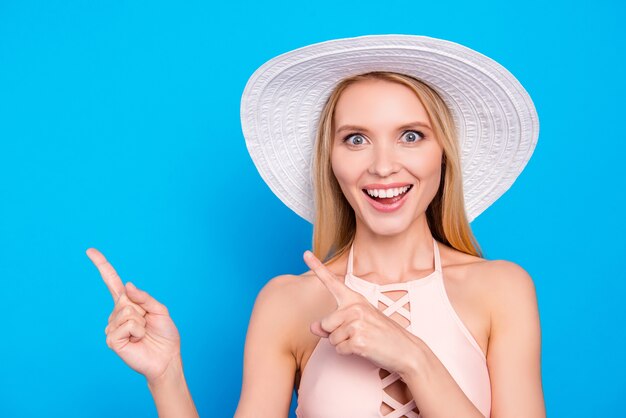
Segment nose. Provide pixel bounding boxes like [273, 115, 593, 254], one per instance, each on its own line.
[368, 143, 400, 178]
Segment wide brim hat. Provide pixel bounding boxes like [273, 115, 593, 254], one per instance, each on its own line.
[240, 34, 539, 223]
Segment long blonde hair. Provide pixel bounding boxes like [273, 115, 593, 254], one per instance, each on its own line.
[312, 71, 482, 262]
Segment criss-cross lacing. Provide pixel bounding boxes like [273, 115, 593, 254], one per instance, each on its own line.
[345, 241, 443, 418]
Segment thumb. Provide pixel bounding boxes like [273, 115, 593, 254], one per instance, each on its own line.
[125, 282, 169, 315]
[310, 321, 330, 338]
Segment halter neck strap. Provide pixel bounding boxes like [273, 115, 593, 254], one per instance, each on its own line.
[347, 237, 441, 275]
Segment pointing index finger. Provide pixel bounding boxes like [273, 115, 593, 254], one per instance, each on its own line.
[86, 248, 125, 302]
[303, 250, 354, 306]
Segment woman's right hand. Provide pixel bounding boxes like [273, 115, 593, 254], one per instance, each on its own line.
[87, 248, 181, 384]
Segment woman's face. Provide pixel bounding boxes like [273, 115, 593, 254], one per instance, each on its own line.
[331, 79, 443, 236]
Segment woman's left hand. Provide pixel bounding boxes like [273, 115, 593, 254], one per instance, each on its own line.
[303, 251, 420, 375]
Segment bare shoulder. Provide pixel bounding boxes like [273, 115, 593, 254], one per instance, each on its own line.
[437, 243, 539, 352]
[461, 255, 540, 344]
[463, 258, 545, 416]
[252, 271, 336, 341]
[470, 258, 538, 308]
[256, 273, 314, 303]
[440, 242, 537, 300]
[237, 273, 332, 417]
[256, 271, 333, 311]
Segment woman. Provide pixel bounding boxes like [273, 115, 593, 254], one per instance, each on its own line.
[88, 35, 545, 418]
[236, 35, 545, 417]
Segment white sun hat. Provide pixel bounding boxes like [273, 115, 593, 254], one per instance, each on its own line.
[240, 34, 539, 223]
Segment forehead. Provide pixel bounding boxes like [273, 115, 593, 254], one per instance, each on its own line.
[333, 79, 430, 126]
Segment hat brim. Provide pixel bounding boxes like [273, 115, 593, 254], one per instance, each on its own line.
[241, 34, 539, 223]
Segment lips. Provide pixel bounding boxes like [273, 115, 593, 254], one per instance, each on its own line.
[362, 184, 413, 212]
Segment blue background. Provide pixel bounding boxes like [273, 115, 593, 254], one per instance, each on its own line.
[1, 0, 624, 416]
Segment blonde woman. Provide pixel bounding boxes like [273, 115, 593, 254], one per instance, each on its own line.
[236, 36, 545, 417]
[88, 35, 545, 418]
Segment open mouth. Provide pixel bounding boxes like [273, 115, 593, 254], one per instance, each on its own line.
[362, 184, 413, 206]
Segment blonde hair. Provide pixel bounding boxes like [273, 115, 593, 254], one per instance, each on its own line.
[312, 71, 482, 262]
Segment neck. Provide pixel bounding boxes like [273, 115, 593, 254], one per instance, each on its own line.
[351, 214, 435, 282]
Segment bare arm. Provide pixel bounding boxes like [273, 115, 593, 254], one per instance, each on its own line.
[399, 261, 545, 417]
[234, 275, 299, 418]
[147, 357, 199, 418]
[486, 261, 545, 417]
[398, 337, 485, 417]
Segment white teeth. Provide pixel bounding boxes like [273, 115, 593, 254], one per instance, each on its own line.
[365, 185, 410, 198]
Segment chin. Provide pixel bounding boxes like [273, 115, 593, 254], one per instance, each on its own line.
[359, 215, 415, 237]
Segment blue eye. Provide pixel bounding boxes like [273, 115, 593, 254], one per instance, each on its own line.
[344, 134, 366, 145]
[402, 130, 425, 143]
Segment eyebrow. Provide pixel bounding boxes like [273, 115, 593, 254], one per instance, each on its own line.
[335, 121, 433, 135]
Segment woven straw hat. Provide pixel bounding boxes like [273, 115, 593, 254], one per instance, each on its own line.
[240, 34, 539, 223]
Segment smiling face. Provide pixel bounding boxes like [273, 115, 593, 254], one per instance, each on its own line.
[330, 79, 444, 237]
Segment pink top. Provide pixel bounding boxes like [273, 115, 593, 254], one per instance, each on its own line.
[295, 238, 491, 418]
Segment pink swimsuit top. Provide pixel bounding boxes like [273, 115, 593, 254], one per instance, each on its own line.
[296, 238, 491, 418]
